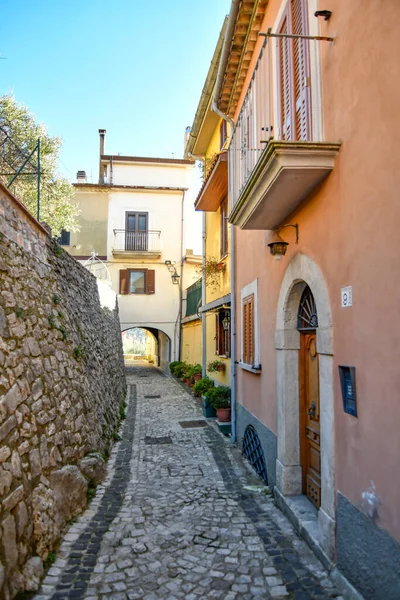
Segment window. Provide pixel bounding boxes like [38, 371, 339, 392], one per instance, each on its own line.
[277, 0, 311, 141]
[119, 269, 155, 295]
[240, 279, 259, 369]
[242, 294, 254, 365]
[219, 120, 228, 150]
[58, 230, 70, 246]
[215, 308, 231, 358]
[220, 197, 228, 257]
[125, 212, 148, 251]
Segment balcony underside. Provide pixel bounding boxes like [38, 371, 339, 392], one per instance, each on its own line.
[112, 250, 161, 259]
[229, 141, 341, 230]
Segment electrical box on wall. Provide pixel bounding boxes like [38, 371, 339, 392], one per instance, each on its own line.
[338, 366, 357, 417]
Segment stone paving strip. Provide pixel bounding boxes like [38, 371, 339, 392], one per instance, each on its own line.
[34, 366, 345, 600]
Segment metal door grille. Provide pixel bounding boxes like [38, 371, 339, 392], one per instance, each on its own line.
[242, 425, 268, 484]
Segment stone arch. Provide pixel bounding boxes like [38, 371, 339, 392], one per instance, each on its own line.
[275, 253, 335, 557]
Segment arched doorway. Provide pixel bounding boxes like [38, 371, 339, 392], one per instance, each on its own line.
[298, 286, 320, 508]
[275, 253, 335, 557]
[121, 327, 172, 372]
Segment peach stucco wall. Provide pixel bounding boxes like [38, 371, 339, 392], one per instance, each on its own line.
[234, 0, 400, 541]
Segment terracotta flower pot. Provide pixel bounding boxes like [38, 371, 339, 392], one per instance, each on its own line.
[216, 407, 231, 422]
[193, 373, 202, 382]
[184, 377, 192, 386]
[217, 364, 225, 373]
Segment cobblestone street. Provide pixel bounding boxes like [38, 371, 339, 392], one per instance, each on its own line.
[35, 366, 344, 600]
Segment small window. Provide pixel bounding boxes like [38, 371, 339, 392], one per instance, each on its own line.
[58, 230, 70, 246]
[216, 308, 231, 358]
[220, 198, 228, 258]
[119, 269, 155, 295]
[129, 270, 146, 294]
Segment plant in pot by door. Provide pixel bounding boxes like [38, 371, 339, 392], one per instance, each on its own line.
[183, 364, 194, 386]
[206, 386, 231, 422]
[207, 359, 225, 374]
[193, 378, 215, 416]
[190, 363, 203, 383]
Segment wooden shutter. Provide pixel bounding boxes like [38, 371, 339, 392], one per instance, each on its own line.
[146, 269, 155, 294]
[119, 269, 129, 295]
[278, 12, 292, 141]
[243, 294, 254, 365]
[243, 294, 254, 364]
[278, 0, 311, 142]
[220, 198, 228, 257]
[215, 313, 220, 354]
[291, 0, 311, 141]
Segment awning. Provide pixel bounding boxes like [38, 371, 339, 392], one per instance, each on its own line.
[199, 294, 231, 313]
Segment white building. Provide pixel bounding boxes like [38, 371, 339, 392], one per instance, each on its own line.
[67, 130, 199, 370]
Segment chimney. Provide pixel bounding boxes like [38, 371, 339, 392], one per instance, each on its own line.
[99, 129, 106, 183]
[184, 126, 191, 153]
[76, 170, 87, 183]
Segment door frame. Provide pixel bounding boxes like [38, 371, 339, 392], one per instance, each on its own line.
[275, 253, 335, 557]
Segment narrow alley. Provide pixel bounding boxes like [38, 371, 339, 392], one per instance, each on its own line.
[35, 366, 343, 600]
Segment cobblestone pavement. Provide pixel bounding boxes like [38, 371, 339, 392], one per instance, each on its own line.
[35, 366, 344, 600]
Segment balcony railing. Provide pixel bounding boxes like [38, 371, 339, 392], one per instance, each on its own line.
[112, 230, 161, 255]
[229, 30, 339, 228]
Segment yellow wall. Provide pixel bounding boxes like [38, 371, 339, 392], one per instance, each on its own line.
[181, 319, 202, 365]
[69, 188, 109, 257]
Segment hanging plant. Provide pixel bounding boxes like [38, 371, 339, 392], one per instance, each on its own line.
[197, 256, 225, 291]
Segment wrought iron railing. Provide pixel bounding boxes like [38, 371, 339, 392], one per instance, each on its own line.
[112, 230, 161, 253]
[185, 278, 202, 317]
[228, 30, 333, 212]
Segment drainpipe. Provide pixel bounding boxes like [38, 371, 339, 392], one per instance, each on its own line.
[201, 211, 207, 378]
[178, 190, 185, 361]
[230, 223, 236, 443]
[210, 0, 240, 131]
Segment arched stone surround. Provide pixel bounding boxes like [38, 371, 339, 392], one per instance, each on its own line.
[275, 253, 335, 557]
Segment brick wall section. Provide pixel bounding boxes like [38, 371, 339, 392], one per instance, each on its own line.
[0, 184, 126, 598]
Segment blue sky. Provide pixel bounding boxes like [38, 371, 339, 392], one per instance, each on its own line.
[0, 0, 230, 182]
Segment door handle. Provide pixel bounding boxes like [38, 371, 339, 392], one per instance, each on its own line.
[308, 402, 316, 419]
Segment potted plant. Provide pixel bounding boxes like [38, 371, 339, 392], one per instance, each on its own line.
[206, 386, 231, 422]
[207, 359, 225, 374]
[188, 363, 202, 383]
[193, 376, 214, 398]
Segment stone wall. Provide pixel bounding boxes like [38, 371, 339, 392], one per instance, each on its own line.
[0, 184, 126, 598]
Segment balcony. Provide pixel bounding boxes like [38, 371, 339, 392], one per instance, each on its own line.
[112, 230, 161, 259]
[228, 32, 340, 230]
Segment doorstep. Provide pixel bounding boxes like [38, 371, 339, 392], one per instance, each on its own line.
[216, 420, 231, 435]
[274, 488, 363, 600]
[274, 489, 330, 568]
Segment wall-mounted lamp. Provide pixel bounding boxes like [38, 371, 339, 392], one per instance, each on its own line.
[267, 224, 299, 260]
[171, 269, 180, 285]
[314, 10, 332, 20]
[164, 260, 172, 265]
[222, 311, 231, 331]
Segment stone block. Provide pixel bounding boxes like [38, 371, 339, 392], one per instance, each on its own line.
[3, 485, 24, 512]
[3, 383, 23, 413]
[22, 556, 44, 591]
[0, 415, 17, 441]
[2, 514, 18, 569]
[50, 465, 88, 528]
[15, 501, 29, 538]
[0, 466, 12, 496]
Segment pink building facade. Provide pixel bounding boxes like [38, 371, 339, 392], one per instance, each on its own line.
[214, 0, 400, 596]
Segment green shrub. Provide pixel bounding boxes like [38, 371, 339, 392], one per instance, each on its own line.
[193, 377, 214, 397]
[187, 363, 202, 378]
[169, 361, 182, 375]
[173, 362, 189, 379]
[205, 386, 231, 409]
[73, 345, 84, 360]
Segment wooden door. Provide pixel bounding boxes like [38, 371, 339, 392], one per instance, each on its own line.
[300, 331, 321, 508]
